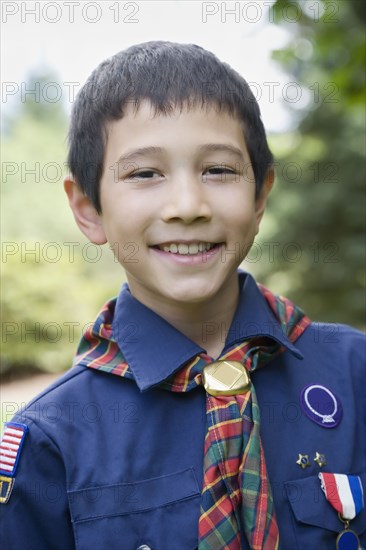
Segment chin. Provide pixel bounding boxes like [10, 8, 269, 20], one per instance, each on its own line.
[167, 283, 219, 305]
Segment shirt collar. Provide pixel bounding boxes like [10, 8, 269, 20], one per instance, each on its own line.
[112, 270, 303, 392]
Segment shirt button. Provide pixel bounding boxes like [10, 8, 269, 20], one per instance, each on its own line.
[136, 546, 152, 550]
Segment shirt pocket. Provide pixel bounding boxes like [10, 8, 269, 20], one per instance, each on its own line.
[284, 471, 366, 550]
[68, 467, 201, 550]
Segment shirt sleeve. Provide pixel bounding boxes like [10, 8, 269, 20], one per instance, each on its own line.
[0, 416, 75, 550]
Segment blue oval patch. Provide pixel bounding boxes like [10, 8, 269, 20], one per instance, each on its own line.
[300, 384, 342, 428]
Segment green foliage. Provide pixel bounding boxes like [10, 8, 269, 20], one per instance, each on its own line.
[250, 0, 366, 327]
[1, 70, 69, 241]
[1, 69, 124, 376]
[2, 249, 124, 375]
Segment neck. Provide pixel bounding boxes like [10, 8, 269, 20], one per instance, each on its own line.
[129, 272, 240, 359]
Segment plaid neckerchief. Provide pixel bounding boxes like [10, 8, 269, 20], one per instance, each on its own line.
[73, 284, 311, 549]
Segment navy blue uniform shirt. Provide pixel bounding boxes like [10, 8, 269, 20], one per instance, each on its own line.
[1, 272, 365, 549]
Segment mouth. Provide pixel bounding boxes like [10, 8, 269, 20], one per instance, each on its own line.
[150, 241, 222, 255]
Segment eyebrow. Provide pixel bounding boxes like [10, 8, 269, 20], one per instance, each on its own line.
[116, 143, 245, 165]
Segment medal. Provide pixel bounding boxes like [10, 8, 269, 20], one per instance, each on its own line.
[336, 519, 360, 550]
[319, 473, 364, 549]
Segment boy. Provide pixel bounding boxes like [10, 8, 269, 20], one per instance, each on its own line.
[1, 41, 365, 550]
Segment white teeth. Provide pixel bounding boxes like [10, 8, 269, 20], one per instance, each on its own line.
[159, 242, 215, 254]
[178, 243, 189, 254]
[188, 243, 199, 255]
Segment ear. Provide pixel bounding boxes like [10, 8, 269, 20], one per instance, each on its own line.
[64, 177, 107, 245]
[254, 167, 275, 233]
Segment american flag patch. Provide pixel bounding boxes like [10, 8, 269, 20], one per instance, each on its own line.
[0, 422, 28, 477]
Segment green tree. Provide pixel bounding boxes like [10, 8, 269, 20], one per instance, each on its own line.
[251, 0, 365, 327]
[1, 71, 122, 377]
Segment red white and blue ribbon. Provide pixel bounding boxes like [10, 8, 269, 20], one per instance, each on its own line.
[319, 473, 364, 520]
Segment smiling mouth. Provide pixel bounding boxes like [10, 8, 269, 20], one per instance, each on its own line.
[151, 242, 222, 255]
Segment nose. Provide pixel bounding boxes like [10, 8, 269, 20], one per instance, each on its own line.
[161, 173, 212, 224]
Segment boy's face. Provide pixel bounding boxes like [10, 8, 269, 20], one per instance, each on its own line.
[67, 101, 272, 315]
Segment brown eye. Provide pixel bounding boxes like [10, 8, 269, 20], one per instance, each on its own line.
[127, 170, 161, 181]
[206, 167, 236, 175]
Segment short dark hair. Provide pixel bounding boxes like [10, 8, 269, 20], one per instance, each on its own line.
[67, 41, 273, 213]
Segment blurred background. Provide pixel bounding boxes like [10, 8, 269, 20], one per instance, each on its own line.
[1, 0, 365, 416]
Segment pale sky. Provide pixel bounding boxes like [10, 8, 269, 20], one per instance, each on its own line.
[1, 0, 316, 133]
